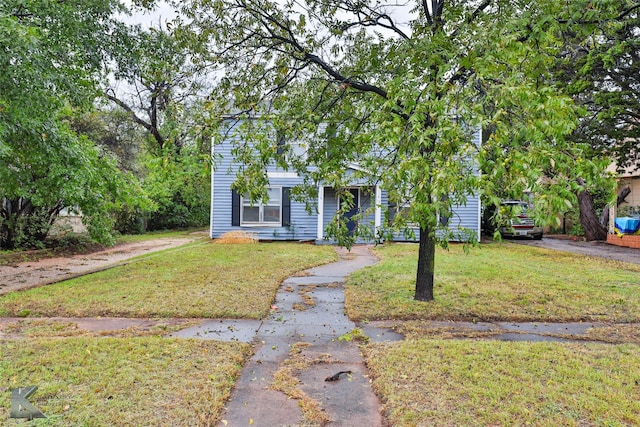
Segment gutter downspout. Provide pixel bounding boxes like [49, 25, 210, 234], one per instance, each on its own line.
[375, 185, 382, 239]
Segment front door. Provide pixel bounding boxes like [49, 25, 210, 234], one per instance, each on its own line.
[341, 188, 359, 235]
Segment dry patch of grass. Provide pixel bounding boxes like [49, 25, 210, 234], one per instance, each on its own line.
[585, 324, 640, 344]
[364, 339, 640, 426]
[0, 337, 251, 426]
[0, 319, 196, 339]
[0, 242, 336, 319]
[395, 321, 504, 341]
[298, 285, 316, 310]
[0, 230, 202, 267]
[114, 228, 206, 244]
[394, 320, 640, 344]
[0, 241, 103, 267]
[270, 342, 332, 425]
[346, 242, 640, 322]
[296, 285, 317, 311]
[214, 231, 258, 244]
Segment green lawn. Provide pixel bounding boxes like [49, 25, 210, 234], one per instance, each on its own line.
[0, 242, 337, 319]
[0, 337, 251, 426]
[3, 239, 639, 426]
[364, 339, 640, 427]
[346, 242, 640, 322]
[351, 241, 640, 426]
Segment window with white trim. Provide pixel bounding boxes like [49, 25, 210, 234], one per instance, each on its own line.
[276, 134, 308, 162]
[241, 187, 282, 225]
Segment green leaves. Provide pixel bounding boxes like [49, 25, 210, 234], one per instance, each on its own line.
[553, 0, 640, 172]
[175, 0, 609, 232]
[172, 0, 615, 298]
[0, 0, 150, 249]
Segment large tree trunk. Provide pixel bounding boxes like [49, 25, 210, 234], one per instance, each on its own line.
[415, 225, 436, 301]
[578, 189, 608, 241]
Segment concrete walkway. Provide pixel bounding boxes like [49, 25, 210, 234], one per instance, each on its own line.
[175, 246, 397, 427]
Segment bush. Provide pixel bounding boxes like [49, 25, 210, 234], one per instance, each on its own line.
[142, 147, 210, 231]
[113, 206, 147, 235]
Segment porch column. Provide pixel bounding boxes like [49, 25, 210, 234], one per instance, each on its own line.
[209, 140, 215, 238]
[374, 185, 382, 236]
[609, 205, 616, 234]
[317, 186, 325, 240]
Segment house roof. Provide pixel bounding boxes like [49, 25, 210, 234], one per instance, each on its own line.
[606, 162, 640, 178]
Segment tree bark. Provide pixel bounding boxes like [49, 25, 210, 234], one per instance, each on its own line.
[415, 225, 436, 301]
[578, 189, 608, 241]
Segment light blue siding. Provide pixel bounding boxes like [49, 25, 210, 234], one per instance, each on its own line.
[321, 188, 338, 236]
[210, 123, 317, 240]
[211, 123, 481, 243]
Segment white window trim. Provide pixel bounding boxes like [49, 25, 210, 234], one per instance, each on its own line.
[267, 172, 298, 179]
[392, 202, 419, 228]
[240, 186, 283, 226]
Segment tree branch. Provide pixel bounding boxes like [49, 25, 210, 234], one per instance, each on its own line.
[557, 3, 640, 24]
[104, 91, 166, 149]
[422, 0, 433, 26]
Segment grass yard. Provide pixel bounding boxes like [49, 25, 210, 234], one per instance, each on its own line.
[352, 242, 640, 425]
[0, 240, 331, 426]
[346, 242, 640, 322]
[3, 238, 639, 426]
[0, 242, 336, 319]
[0, 337, 251, 426]
[364, 339, 640, 427]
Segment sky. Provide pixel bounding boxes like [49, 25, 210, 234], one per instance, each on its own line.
[123, 0, 415, 32]
[120, 1, 178, 27]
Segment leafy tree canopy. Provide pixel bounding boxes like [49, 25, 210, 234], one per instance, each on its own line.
[176, 0, 612, 300]
[556, 0, 640, 173]
[0, 0, 148, 249]
[0, 113, 148, 249]
[0, 0, 126, 127]
[103, 18, 215, 233]
[105, 21, 215, 154]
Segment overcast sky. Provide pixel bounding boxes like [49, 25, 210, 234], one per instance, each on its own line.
[123, 0, 415, 31]
[120, 1, 178, 27]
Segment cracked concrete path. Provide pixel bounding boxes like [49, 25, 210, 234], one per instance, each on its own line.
[204, 245, 394, 427]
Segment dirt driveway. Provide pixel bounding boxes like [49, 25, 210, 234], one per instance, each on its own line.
[514, 236, 640, 265]
[0, 236, 200, 295]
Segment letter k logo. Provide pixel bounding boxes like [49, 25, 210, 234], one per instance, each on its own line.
[10, 386, 46, 420]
